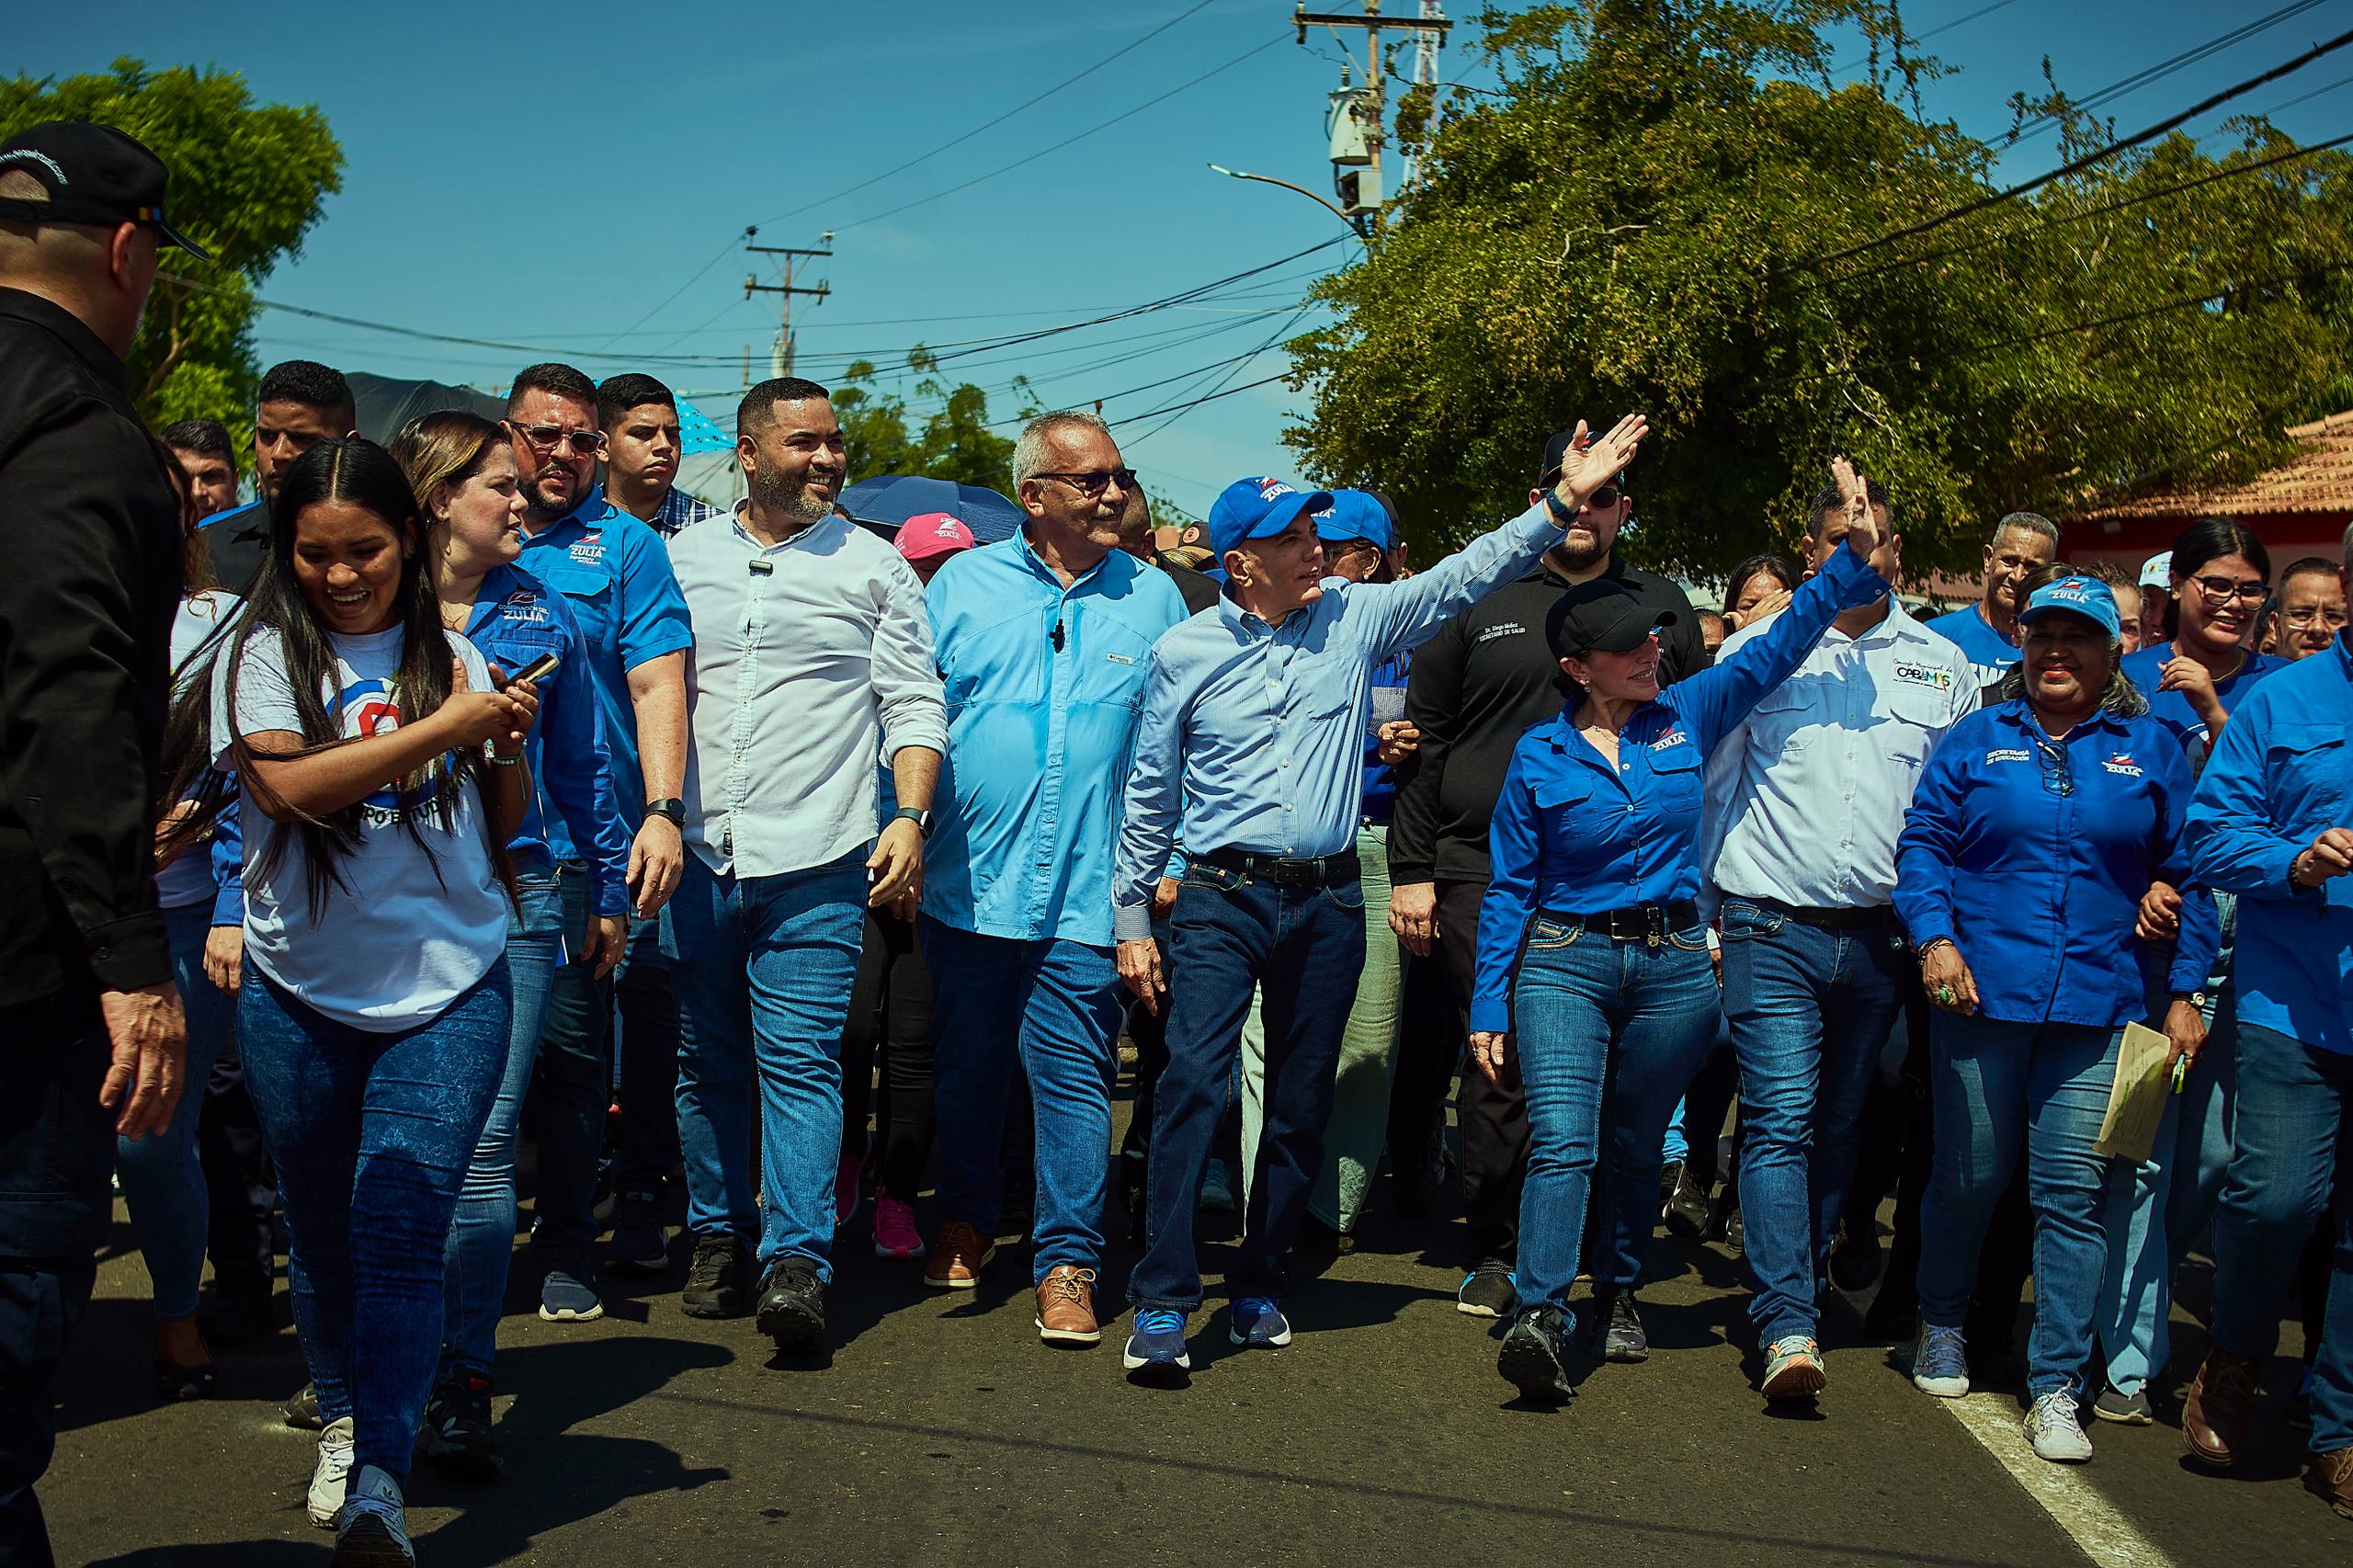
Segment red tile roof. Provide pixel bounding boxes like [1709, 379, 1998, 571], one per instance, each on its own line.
[2071, 411, 2353, 521]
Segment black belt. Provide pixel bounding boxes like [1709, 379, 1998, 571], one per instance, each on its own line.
[1554, 900, 1699, 944]
[1752, 895, 1895, 934]
[1194, 846, 1361, 891]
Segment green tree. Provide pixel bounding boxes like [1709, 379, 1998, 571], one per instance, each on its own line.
[833, 350, 1032, 494]
[0, 59, 343, 434]
[1285, 2, 2353, 577]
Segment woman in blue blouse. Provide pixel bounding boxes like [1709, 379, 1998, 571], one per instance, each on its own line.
[1894, 573, 2215, 1465]
[1472, 464, 1892, 1402]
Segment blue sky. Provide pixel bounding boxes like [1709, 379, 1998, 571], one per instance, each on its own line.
[16, 1, 2353, 517]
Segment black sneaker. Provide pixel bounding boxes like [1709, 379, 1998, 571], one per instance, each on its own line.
[1391, 1109, 1452, 1220]
[284, 1381, 323, 1431]
[604, 1188, 669, 1276]
[682, 1235, 751, 1319]
[1593, 1290, 1648, 1362]
[417, 1372, 501, 1482]
[1661, 1160, 1711, 1239]
[1497, 1305, 1576, 1403]
[1457, 1265, 1517, 1319]
[198, 1278, 276, 1347]
[1293, 1214, 1355, 1257]
[755, 1259, 825, 1351]
[1827, 1217, 1882, 1292]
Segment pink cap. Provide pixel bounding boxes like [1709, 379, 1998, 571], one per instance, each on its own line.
[895, 511, 977, 562]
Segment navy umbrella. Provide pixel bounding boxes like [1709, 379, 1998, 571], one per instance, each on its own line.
[837, 474, 1025, 545]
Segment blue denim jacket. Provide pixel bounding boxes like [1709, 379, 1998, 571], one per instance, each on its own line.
[1895, 700, 2219, 1028]
[1469, 541, 1888, 1034]
[2188, 633, 2353, 1052]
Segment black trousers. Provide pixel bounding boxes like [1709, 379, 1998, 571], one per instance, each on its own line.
[0, 988, 114, 1568]
[198, 1031, 277, 1297]
[1431, 880, 1529, 1268]
[840, 908, 938, 1197]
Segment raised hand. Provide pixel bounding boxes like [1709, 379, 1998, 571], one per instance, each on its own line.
[1830, 456, 1881, 559]
[1552, 414, 1650, 511]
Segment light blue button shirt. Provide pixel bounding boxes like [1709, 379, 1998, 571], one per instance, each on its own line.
[1111, 504, 1563, 941]
[923, 532, 1188, 947]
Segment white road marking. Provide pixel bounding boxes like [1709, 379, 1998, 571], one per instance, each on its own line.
[1939, 1391, 2180, 1568]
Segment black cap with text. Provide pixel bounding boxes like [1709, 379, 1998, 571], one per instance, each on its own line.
[0, 121, 209, 259]
[1546, 577, 1677, 658]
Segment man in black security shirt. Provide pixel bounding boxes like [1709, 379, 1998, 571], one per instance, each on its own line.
[1386, 431, 1699, 1318]
[0, 119, 193, 1564]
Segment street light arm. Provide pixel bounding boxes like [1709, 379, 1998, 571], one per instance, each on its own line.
[1207, 164, 1371, 250]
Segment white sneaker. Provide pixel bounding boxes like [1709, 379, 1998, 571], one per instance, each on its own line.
[308, 1416, 354, 1528]
[2025, 1390, 2094, 1463]
[335, 1462, 415, 1563]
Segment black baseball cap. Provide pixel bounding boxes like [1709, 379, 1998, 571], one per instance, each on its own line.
[0, 121, 210, 259]
[1536, 426, 1629, 490]
[1546, 577, 1677, 658]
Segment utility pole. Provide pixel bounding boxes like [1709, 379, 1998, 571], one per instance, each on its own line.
[743, 226, 832, 381]
[1294, 2, 1449, 233]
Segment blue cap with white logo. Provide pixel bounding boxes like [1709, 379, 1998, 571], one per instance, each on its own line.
[1312, 488, 1396, 551]
[2018, 573, 2121, 641]
[1207, 476, 1335, 572]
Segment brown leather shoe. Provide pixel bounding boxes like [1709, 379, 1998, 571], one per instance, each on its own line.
[923, 1220, 996, 1290]
[2183, 1347, 2263, 1470]
[1035, 1265, 1101, 1346]
[2311, 1449, 2353, 1520]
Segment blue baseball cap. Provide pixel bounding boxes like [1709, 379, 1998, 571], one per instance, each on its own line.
[1313, 489, 1395, 551]
[1207, 476, 1334, 571]
[2018, 574, 2121, 640]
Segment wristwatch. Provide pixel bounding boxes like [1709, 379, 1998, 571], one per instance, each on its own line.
[892, 806, 935, 839]
[1542, 487, 1577, 527]
[644, 798, 686, 827]
[2173, 990, 2210, 1011]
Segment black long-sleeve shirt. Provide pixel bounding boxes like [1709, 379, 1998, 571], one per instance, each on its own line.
[0, 288, 184, 1006]
[1388, 553, 1699, 887]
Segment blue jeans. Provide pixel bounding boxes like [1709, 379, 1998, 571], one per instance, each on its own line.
[439, 873, 563, 1378]
[1718, 900, 1908, 1345]
[1130, 861, 1365, 1311]
[2095, 987, 2235, 1395]
[666, 851, 865, 1279]
[529, 862, 613, 1265]
[116, 901, 237, 1321]
[1917, 1012, 2124, 1399]
[2210, 1021, 2353, 1450]
[238, 960, 510, 1481]
[1510, 915, 1718, 1312]
[921, 919, 1124, 1281]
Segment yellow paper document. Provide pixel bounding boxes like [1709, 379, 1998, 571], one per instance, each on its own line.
[2096, 1022, 2176, 1165]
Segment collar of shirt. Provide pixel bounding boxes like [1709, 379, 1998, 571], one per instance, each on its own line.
[1989, 696, 2130, 744]
[650, 484, 721, 536]
[0, 287, 126, 389]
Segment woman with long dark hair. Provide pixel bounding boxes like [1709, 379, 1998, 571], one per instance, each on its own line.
[391, 411, 631, 1479]
[1722, 552, 1798, 631]
[159, 437, 540, 1565]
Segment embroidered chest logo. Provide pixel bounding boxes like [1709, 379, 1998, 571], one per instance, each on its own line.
[1893, 660, 1952, 691]
[1985, 747, 2031, 765]
[502, 590, 550, 624]
[1475, 621, 1526, 645]
[2103, 751, 2143, 778]
[1650, 728, 1690, 753]
[567, 531, 606, 564]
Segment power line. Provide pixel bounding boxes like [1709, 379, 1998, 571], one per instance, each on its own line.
[748, 0, 1221, 229]
[832, 33, 1290, 233]
[588, 232, 745, 355]
[1826, 0, 2026, 74]
[1785, 25, 2353, 274]
[1999, 0, 2329, 147]
[1109, 370, 1295, 426]
[1125, 307, 1315, 444]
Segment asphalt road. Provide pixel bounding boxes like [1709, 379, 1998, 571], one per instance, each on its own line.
[43, 1100, 2349, 1568]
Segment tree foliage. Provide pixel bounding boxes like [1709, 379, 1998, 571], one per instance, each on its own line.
[0, 59, 343, 437]
[834, 350, 1031, 494]
[1285, 2, 2353, 577]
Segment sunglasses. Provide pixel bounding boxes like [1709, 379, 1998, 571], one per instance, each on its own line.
[2033, 732, 2073, 799]
[512, 422, 606, 456]
[1031, 469, 1138, 498]
[1584, 485, 1623, 512]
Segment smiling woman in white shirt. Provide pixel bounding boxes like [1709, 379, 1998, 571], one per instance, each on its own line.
[157, 438, 541, 1563]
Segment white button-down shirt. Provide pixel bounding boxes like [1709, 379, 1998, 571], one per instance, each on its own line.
[1700, 597, 1976, 912]
[667, 508, 948, 880]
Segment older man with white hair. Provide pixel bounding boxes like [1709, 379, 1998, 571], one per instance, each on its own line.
[915, 411, 1189, 1346]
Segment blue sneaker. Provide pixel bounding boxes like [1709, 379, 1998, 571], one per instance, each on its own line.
[538, 1266, 604, 1323]
[1228, 1296, 1292, 1348]
[1121, 1307, 1191, 1374]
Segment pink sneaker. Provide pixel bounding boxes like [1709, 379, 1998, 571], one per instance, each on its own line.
[872, 1190, 926, 1260]
[834, 1153, 864, 1226]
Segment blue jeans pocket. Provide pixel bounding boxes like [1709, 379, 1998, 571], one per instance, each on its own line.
[1527, 915, 1585, 951]
[1718, 900, 1783, 941]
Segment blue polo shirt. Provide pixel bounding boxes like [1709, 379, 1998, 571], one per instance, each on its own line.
[2120, 642, 2290, 770]
[922, 531, 1189, 947]
[515, 488, 692, 858]
[1470, 541, 1889, 1033]
[1926, 604, 2021, 687]
[2188, 634, 2353, 1053]
[465, 563, 632, 917]
[1894, 700, 2219, 1029]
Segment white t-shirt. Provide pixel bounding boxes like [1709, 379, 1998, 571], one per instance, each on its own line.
[210, 621, 507, 1032]
[156, 591, 244, 911]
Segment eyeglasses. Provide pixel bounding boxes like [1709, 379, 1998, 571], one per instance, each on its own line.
[2033, 732, 2073, 799]
[1031, 469, 1138, 497]
[1324, 538, 1382, 559]
[2283, 606, 2349, 628]
[2188, 574, 2269, 605]
[512, 422, 605, 456]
